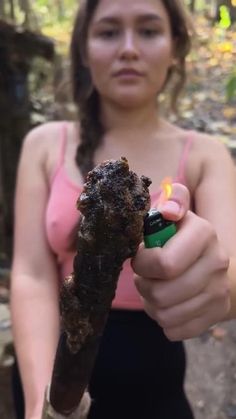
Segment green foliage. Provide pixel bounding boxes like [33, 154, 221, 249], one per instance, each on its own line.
[29, 0, 79, 53]
[219, 6, 232, 29]
[1, 0, 79, 44]
[184, 0, 207, 11]
[32, 0, 78, 27]
[226, 71, 236, 101]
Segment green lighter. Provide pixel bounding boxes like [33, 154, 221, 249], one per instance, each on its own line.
[144, 208, 177, 248]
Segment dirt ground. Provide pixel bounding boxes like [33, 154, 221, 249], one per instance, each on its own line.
[185, 321, 236, 419]
[1, 293, 236, 419]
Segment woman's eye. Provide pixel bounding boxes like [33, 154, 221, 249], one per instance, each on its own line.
[140, 28, 159, 38]
[98, 29, 119, 39]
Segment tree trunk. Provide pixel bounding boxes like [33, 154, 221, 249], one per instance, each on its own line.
[9, 0, 15, 21]
[0, 20, 54, 256]
[56, 0, 64, 20]
[189, 0, 196, 13]
[0, 0, 6, 19]
[0, 151, 6, 254]
[19, 0, 31, 27]
[0, 42, 31, 256]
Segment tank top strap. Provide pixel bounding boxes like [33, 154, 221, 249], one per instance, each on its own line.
[176, 132, 195, 184]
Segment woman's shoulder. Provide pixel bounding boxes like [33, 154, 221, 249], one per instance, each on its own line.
[175, 128, 232, 193]
[20, 121, 78, 180]
[23, 120, 74, 149]
[161, 121, 225, 151]
[173, 125, 225, 150]
[185, 130, 231, 163]
[23, 120, 80, 162]
[189, 129, 225, 147]
[171, 125, 229, 157]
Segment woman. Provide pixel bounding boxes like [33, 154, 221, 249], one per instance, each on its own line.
[11, 0, 236, 418]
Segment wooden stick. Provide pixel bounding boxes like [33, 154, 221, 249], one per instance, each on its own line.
[42, 386, 91, 419]
[41, 158, 151, 417]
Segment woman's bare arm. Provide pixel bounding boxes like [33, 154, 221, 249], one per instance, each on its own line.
[194, 135, 236, 318]
[11, 126, 61, 419]
[133, 135, 236, 340]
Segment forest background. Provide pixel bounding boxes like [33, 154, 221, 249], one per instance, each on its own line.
[0, 1, 236, 419]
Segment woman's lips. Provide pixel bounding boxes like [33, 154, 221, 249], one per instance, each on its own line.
[113, 69, 144, 77]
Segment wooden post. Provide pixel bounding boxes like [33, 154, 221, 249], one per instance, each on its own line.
[0, 45, 31, 256]
[9, 0, 15, 21]
[0, 19, 54, 256]
[0, 0, 6, 19]
[189, 0, 196, 13]
[0, 152, 6, 253]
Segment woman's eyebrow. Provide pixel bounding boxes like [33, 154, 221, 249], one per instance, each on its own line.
[94, 13, 163, 25]
[94, 17, 120, 26]
[136, 14, 164, 23]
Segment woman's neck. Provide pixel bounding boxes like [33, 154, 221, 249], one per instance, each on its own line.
[100, 98, 163, 135]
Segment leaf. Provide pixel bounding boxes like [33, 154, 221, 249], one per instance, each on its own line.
[219, 6, 232, 29]
[217, 41, 234, 53]
[223, 107, 236, 120]
[226, 74, 236, 101]
[211, 326, 227, 340]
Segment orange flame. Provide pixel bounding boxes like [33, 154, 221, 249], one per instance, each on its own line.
[157, 177, 173, 207]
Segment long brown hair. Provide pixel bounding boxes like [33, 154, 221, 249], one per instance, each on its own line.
[69, 0, 193, 247]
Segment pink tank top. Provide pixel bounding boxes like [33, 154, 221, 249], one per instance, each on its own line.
[45, 123, 194, 310]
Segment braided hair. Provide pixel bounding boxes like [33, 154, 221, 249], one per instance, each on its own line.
[70, 0, 104, 180]
[69, 0, 193, 247]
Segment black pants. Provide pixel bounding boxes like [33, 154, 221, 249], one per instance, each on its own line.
[12, 310, 194, 419]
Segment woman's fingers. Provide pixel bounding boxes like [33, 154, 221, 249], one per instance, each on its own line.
[132, 211, 213, 280]
[132, 186, 230, 341]
[156, 182, 190, 222]
[134, 255, 207, 309]
[134, 258, 230, 341]
[162, 298, 230, 341]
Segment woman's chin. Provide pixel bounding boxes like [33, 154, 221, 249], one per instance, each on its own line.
[111, 93, 152, 109]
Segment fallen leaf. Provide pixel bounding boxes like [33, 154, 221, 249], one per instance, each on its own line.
[211, 326, 227, 340]
[223, 107, 236, 120]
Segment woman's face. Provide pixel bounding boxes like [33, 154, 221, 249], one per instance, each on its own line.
[86, 0, 175, 108]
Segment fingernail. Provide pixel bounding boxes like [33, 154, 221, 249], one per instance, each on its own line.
[158, 200, 181, 215]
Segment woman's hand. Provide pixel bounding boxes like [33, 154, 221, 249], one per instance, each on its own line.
[132, 183, 231, 341]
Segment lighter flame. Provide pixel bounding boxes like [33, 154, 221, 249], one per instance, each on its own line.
[158, 177, 173, 207]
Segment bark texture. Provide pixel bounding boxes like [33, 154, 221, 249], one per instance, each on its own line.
[45, 158, 151, 417]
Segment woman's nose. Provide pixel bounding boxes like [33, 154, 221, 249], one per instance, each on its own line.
[119, 31, 139, 59]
